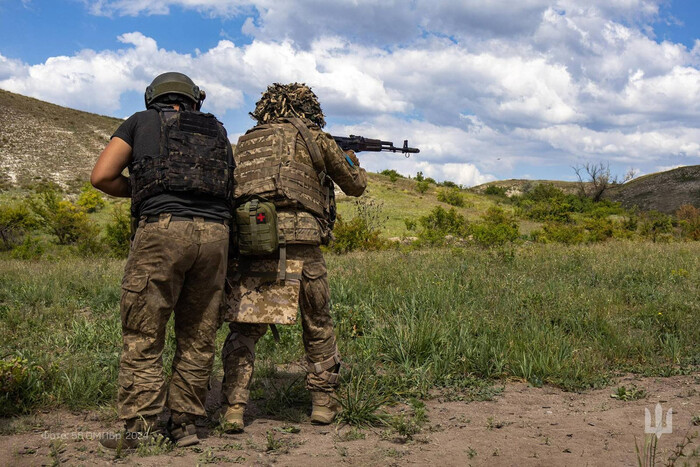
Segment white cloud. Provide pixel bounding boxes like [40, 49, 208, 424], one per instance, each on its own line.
[519, 124, 700, 162]
[3, 0, 699, 182]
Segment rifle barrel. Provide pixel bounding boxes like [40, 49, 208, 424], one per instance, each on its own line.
[332, 135, 419, 155]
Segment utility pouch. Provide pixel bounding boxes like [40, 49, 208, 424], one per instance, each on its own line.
[236, 198, 279, 256]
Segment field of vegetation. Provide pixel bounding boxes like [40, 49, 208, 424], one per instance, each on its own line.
[1, 174, 699, 427]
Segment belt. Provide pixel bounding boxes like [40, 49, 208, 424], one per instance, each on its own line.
[145, 215, 228, 225]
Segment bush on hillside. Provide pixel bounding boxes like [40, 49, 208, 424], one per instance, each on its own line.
[76, 183, 106, 213]
[531, 222, 587, 245]
[468, 206, 519, 247]
[676, 204, 700, 240]
[415, 180, 429, 194]
[329, 197, 388, 253]
[514, 183, 626, 222]
[437, 187, 465, 207]
[380, 169, 402, 183]
[105, 204, 132, 258]
[0, 202, 34, 250]
[638, 210, 674, 243]
[10, 236, 44, 260]
[484, 185, 508, 196]
[28, 189, 93, 245]
[331, 215, 386, 253]
[417, 206, 468, 245]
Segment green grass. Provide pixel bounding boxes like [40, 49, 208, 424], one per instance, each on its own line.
[336, 173, 508, 237]
[1, 241, 699, 419]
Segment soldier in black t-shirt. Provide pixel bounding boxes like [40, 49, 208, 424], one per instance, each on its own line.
[91, 72, 232, 449]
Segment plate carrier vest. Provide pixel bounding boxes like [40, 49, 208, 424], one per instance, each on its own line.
[234, 117, 334, 225]
[129, 107, 233, 215]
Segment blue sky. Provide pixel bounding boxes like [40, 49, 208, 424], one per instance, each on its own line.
[1, 0, 699, 186]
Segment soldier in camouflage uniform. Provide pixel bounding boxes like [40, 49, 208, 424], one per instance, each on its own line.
[91, 72, 233, 448]
[220, 83, 367, 430]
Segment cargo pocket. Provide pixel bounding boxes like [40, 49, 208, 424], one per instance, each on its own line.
[302, 261, 326, 280]
[301, 259, 330, 318]
[120, 273, 149, 329]
[118, 372, 134, 390]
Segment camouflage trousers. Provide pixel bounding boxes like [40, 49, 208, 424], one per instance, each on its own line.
[221, 245, 339, 406]
[117, 214, 229, 425]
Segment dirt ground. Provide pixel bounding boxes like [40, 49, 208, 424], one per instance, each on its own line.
[1, 374, 698, 466]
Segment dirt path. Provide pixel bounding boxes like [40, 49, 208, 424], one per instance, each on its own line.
[2, 374, 698, 466]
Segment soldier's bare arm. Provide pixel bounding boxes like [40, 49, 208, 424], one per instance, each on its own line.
[91, 137, 133, 197]
[318, 132, 367, 197]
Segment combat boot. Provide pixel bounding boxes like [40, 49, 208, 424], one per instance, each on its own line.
[168, 412, 199, 447]
[220, 403, 245, 433]
[310, 391, 341, 425]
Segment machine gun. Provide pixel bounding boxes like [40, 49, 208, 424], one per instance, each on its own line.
[332, 135, 420, 157]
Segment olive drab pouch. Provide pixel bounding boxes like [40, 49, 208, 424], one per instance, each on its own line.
[223, 258, 303, 325]
[236, 198, 279, 256]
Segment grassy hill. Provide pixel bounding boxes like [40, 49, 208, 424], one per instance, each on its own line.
[335, 173, 513, 237]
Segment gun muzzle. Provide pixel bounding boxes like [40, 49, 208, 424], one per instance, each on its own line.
[402, 140, 420, 156]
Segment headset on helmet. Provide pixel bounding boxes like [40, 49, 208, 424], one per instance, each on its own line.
[144, 72, 206, 111]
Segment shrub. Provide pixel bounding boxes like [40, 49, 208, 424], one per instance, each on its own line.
[424, 177, 437, 185]
[415, 180, 429, 194]
[527, 183, 565, 202]
[531, 222, 587, 245]
[331, 215, 385, 253]
[468, 207, 519, 247]
[415, 171, 424, 182]
[380, 169, 402, 183]
[519, 198, 573, 223]
[0, 357, 47, 416]
[76, 224, 106, 257]
[484, 185, 508, 196]
[10, 236, 44, 260]
[638, 211, 673, 243]
[437, 187, 465, 207]
[105, 204, 132, 258]
[583, 217, 616, 242]
[404, 218, 417, 231]
[76, 183, 105, 213]
[676, 204, 700, 240]
[0, 202, 34, 250]
[330, 197, 387, 253]
[417, 206, 468, 244]
[28, 189, 93, 245]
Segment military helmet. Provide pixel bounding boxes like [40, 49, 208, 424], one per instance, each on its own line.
[250, 82, 326, 128]
[144, 72, 206, 110]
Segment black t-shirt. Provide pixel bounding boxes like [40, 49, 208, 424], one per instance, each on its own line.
[112, 108, 232, 220]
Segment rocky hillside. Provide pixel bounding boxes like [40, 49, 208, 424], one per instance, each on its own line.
[604, 165, 700, 214]
[0, 89, 122, 191]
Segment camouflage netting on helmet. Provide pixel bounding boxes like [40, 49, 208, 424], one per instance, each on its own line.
[250, 83, 326, 128]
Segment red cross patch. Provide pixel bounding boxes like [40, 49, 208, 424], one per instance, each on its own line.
[256, 213, 266, 224]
